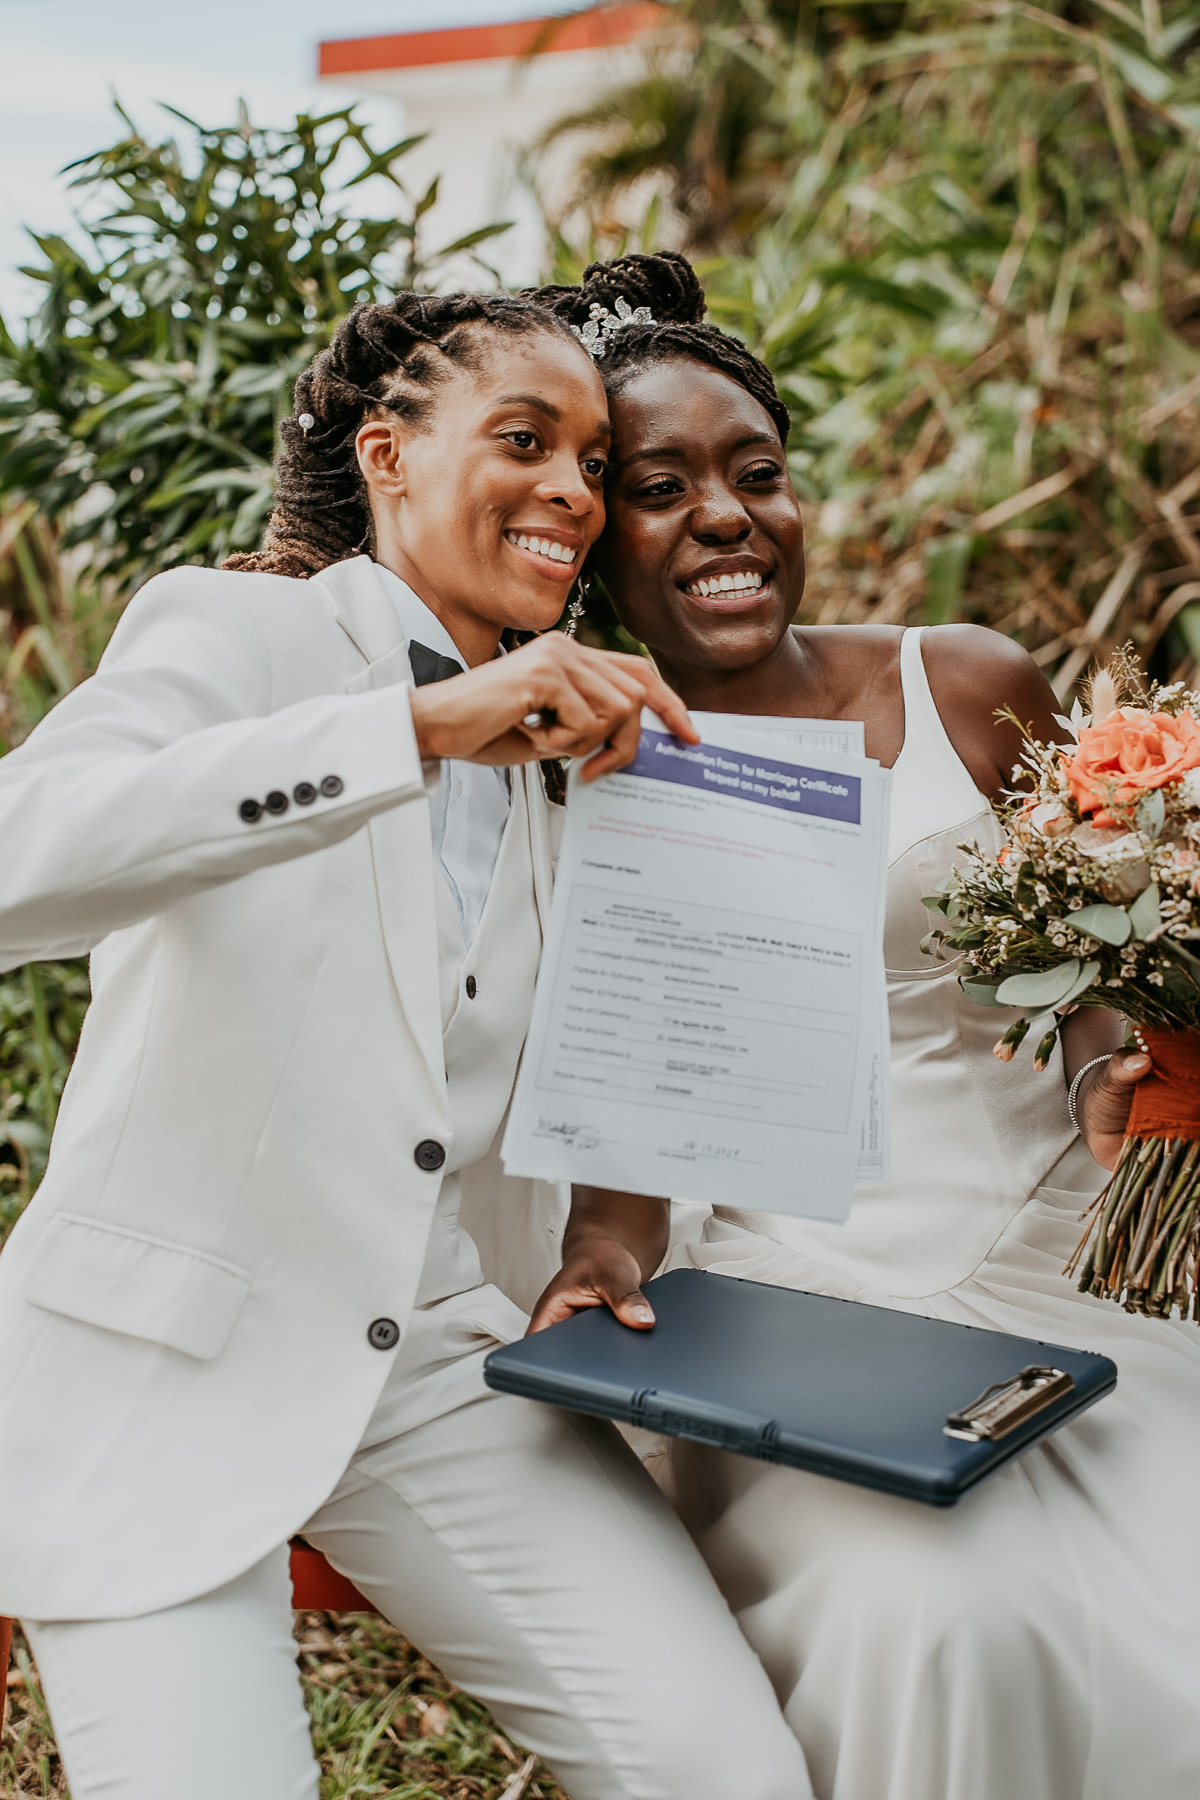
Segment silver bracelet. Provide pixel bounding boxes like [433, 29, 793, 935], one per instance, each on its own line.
[1067, 1054, 1114, 1135]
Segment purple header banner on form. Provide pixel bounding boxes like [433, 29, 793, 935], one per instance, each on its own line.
[626, 730, 861, 824]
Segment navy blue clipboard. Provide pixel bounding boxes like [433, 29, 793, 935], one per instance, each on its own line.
[484, 1268, 1117, 1506]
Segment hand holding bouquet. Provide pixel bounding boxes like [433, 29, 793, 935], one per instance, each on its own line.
[925, 656, 1200, 1322]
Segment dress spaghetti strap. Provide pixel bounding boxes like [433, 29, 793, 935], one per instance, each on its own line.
[888, 628, 992, 863]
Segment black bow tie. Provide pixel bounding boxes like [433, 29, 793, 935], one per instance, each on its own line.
[408, 639, 465, 687]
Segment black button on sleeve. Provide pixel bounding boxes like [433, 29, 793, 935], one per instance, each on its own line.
[465, 975, 477, 1000]
[319, 775, 344, 798]
[293, 781, 317, 806]
[414, 1139, 446, 1172]
[264, 790, 289, 815]
[238, 798, 262, 823]
[367, 1318, 400, 1352]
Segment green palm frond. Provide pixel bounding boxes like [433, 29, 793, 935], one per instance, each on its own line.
[0, 105, 511, 596]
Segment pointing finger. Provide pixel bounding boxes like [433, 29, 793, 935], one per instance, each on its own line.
[581, 648, 697, 745]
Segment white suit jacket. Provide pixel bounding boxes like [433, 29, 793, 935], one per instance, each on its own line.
[0, 555, 561, 1621]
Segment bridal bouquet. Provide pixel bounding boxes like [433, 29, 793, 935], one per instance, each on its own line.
[924, 657, 1200, 1322]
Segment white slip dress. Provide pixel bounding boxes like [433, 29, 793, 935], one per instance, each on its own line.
[664, 627, 1200, 1800]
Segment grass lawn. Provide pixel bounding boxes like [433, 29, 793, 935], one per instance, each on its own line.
[3, 1615, 567, 1799]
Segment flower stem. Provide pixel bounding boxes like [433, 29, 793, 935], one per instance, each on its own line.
[1070, 1132, 1200, 1321]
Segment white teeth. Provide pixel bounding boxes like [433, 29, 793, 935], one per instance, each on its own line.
[506, 531, 575, 566]
[685, 570, 764, 598]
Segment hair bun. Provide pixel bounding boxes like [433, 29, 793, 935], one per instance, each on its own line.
[537, 251, 705, 330]
[581, 251, 705, 325]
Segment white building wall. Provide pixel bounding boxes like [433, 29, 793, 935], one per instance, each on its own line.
[322, 39, 655, 287]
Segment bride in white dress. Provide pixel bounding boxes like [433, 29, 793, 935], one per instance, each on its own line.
[530, 252, 1200, 1800]
[660, 625, 1200, 1800]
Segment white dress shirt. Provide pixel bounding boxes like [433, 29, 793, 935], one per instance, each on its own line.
[374, 563, 511, 946]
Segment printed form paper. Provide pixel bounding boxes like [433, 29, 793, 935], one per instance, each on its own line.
[502, 720, 891, 1220]
[692, 715, 891, 1183]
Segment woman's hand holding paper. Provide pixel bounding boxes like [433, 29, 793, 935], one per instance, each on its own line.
[409, 633, 697, 782]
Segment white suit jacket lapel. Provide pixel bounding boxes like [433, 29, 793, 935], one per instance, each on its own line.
[313, 553, 405, 665]
[313, 557, 447, 1114]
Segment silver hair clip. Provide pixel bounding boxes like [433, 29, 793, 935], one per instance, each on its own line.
[298, 413, 315, 433]
[571, 296, 655, 360]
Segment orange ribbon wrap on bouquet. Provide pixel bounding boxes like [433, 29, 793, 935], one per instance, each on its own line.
[1129, 1029, 1200, 1141]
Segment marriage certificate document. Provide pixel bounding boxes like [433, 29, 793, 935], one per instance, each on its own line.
[502, 719, 890, 1220]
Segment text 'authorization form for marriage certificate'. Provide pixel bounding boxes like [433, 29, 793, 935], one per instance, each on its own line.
[502, 720, 890, 1219]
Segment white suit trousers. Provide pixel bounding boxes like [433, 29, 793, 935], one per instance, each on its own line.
[26, 1375, 812, 1800]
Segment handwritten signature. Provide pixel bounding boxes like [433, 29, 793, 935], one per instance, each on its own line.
[534, 1119, 600, 1151]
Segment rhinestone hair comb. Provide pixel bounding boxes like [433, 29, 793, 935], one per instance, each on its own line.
[571, 296, 655, 360]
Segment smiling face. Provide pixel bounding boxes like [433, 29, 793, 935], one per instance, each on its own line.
[594, 359, 805, 678]
[357, 327, 610, 661]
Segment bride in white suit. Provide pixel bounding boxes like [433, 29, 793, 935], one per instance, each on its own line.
[0, 291, 812, 1800]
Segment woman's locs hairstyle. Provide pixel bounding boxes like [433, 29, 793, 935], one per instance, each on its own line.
[223, 292, 580, 581]
[225, 291, 584, 805]
[531, 251, 792, 449]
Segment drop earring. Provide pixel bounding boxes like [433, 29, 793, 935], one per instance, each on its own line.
[564, 579, 589, 639]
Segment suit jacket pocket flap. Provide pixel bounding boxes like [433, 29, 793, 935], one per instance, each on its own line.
[23, 1215, 253, 1360]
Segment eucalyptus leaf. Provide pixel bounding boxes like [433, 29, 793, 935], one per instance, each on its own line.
[995, 960, 1081, 1008]
[961, 979, 1002, 1007]
[1136, 789, 1166, 839]
[1056, 959, 1101, 1007]
[1067, 904, 1132, 946]
[1128, 883, 1162, 940]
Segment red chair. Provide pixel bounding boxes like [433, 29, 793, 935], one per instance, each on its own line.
[0, 1539, 376, 1733]
[287, 1537, 378, 1615]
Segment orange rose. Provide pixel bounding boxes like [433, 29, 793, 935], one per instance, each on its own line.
[1066, 707, 1200, 828]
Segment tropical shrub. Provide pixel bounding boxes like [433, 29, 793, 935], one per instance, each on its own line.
[547, 0, 1200, 694]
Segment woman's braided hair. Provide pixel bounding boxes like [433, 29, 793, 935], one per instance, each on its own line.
[226, 290, 581, 802]
[224, 290, 579, 579]
[529, 251, 791, 446]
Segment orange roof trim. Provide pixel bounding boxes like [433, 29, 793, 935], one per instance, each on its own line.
[319, 2, 669, 76]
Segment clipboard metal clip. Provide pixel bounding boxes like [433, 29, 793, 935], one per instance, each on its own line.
[943, 1365, 1074, 1442]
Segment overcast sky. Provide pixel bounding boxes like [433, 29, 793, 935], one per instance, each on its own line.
[0, 0, 542, 321]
